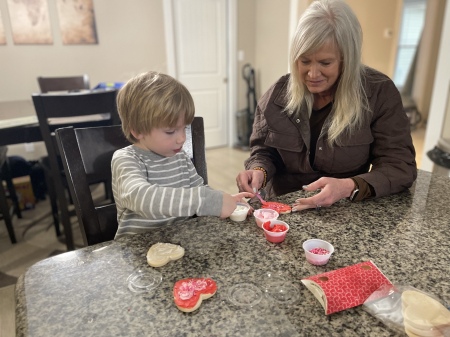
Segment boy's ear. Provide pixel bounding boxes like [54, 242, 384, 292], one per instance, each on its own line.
[130, 129, 143, 140]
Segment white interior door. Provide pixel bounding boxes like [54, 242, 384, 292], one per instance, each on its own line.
[164, 0, 228, 148]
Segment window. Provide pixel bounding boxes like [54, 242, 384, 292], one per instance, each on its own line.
[393, 0, 427, 89]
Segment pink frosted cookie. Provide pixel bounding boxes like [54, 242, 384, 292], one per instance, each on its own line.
[173, 278, 217, 312]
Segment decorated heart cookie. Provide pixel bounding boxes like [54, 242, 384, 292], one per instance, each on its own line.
[173, 278, 217, 312]
[147, 243, 185, 267]
[261, 201, 292, 214]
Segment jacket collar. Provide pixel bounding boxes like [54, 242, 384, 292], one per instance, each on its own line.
[273, 75, 289, 109]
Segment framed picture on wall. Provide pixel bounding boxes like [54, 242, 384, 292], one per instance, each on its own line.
[0, 10, 6, 45]
[56, 0, 98, 45]
[6, 0, 53, 45]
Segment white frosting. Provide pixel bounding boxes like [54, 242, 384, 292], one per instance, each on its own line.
[230, 204, 249, 221]
[258, 210, 277, 219]
[234, 205, 248, 212]
[178, 279, 208, 300]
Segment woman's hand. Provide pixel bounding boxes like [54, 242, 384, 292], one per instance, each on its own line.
[236, 170, 265, 193]
[292, 177, 354, 212]
[220, 191, 254, 218]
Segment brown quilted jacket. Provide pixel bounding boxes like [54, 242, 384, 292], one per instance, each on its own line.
[244, 67, 417, 199]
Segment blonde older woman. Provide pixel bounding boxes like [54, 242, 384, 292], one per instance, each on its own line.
[236, 0, 416, 211]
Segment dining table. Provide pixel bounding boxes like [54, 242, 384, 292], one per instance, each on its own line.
[0, 115, 42, 147]
[0, 90, 117, 147]
[15, 169, 450, 336]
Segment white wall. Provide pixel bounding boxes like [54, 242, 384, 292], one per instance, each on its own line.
[0, 0, 167, 160]
[347, 0, 401, 78]
[236, 0, 257, 111]
[412, 0, 446, 123]
[0, 0, 167, 102]
[254, 0, 290, 95]
[421, 0, 450, 171]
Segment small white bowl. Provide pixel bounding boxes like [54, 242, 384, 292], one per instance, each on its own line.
[254, 209, 279, 228]
[302, 239, 334, 266]
[229, 202, 250, 222]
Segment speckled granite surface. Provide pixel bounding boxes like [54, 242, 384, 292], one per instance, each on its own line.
[15, 170, 450, 336]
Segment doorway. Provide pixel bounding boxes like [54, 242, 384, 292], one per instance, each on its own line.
[163, 0, 236, 149]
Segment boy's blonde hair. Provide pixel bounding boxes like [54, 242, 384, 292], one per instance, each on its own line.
[117, 71, 195, 143]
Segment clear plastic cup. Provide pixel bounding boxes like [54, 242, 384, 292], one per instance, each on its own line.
[126, 268, 162, 293]
[302, 239, 334, 265]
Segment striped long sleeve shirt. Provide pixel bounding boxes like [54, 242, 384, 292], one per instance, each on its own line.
[111, 145, 223, 239]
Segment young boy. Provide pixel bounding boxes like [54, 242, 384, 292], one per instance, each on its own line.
[112, 71, 253, 239]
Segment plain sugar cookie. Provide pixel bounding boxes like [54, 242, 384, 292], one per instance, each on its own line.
[146, 243, 185, 267]
[402, 290, 450, 337]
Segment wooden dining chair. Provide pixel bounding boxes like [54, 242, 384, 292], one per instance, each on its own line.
[186, 116, 208, 184]
[0, 191, 16, 242]
[0, 183, 16, 244]
[32, 90, 120, 250]
[0, 152, 23, 244]
[1, 157, 22, 216]
[55, 125, 129, 246]
[55, 117, 208, 246]
[37, 74, 90, 93]
[35, 74, 88, 238]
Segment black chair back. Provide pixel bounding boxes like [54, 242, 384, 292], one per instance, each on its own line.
[56, 126, 129, 246]
[186, 117, 208, 184]
[37, 74, 90, 93]
[0, 156, 21, 244]
[32, 90, 119, 250]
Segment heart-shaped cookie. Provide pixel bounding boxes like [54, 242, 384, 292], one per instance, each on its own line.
[146, 243, 185, 267]
[261, 201, 292, 214]
[173, 278, 217, 312]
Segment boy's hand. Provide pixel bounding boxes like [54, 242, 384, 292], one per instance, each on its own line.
[220, 192, 254, 218]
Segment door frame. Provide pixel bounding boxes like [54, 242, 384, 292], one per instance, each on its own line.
[163, 0, 238, 148]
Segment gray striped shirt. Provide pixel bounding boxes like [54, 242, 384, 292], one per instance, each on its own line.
[112, 145, 223, 239]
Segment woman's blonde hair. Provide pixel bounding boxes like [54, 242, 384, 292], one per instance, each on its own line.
[117, 71, 195, 143]
[287, 0, 369, 145]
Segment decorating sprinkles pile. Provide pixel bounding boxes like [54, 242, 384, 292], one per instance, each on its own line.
[309, 248, 330, 255]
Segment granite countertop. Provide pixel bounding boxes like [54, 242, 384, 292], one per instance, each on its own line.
[15, 170, 450, 336]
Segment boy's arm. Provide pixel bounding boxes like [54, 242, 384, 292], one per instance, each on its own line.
[112, 151, 222, 219]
